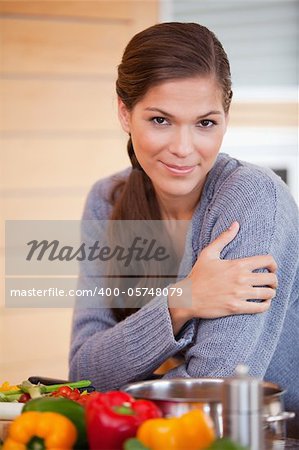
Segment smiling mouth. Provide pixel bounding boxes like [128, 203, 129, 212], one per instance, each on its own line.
[161, 161, 197, 174]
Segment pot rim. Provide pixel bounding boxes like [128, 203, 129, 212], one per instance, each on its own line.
[124, 377, 285, 403]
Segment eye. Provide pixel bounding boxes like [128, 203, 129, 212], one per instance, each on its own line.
[198, 119, 215, 128]
[151, 117, 169, 125]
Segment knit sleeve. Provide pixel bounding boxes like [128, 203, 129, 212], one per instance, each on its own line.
[163, 166, 299, 379]
[68, 177, 195, 390]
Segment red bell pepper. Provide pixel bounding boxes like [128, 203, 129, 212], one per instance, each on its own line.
[86, 390, 162, 450]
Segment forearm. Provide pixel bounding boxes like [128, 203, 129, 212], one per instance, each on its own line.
[164, 282, 293, 381]
[69, 295, 195, 390]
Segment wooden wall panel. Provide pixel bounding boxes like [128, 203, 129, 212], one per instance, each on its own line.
[0, 0, 159, 383]
[2, 309, 72, 361]
[0, 357, 69, 383]
[1, 308, 73, 381]
[0, 0, 159, 26]
[2, 137, 129, 189]
[2, 195, 88, 219]
[126, 0, 160, 34]
[1, 79, 120, 132]
[1, 18, 130, 75]
[0, 255, 4, 308]
[0, 1, 133, 20]
[230, 102, 298, 127]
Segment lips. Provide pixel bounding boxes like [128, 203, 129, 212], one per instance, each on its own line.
[161, 161, 197, 175]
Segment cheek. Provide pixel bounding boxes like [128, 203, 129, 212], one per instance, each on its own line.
[134, 130, 166, 156]
[199, 132, 225, 156]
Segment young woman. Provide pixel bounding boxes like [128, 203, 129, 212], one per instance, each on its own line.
[69, 22, 299, 435]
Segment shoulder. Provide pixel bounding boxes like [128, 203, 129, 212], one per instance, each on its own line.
[197, 153, 298, 256]
[206, 153, 295, 214]
[82, 167, 131, 220]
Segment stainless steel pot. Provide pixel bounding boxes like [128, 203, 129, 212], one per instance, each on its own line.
[124, 378, 295, 439]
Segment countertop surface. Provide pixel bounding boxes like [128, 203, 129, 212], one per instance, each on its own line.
[268, 438, 299, 449]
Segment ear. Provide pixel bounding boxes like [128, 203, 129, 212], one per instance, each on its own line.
[118, 97, 131, 133]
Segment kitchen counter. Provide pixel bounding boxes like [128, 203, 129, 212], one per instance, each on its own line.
[267, 438, 299, 449]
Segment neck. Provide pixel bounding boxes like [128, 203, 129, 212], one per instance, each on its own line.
[157, 195, 197, 261]
[157, 191, 201, 221]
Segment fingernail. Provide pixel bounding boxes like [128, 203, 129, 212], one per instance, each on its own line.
[229, 221, 239, 230]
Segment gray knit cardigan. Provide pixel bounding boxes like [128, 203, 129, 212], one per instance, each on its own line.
[69, 153, 299, 432]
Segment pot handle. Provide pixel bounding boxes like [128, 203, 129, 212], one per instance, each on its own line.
[265, 411, 295, 423]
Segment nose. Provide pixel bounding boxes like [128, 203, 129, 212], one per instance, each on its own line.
[169, 126, 195, 157]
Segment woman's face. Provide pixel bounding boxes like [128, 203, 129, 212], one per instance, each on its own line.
[118, 76, 229, 206]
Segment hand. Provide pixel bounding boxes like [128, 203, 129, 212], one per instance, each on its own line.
[169, 221, 278, 335]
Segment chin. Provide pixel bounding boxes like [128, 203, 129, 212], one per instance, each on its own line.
[160, 184, 199, 198]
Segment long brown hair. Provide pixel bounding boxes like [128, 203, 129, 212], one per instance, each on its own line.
[109, 22, 232, 321]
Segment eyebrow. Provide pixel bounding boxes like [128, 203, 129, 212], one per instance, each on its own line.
[144, 107, 222, 119]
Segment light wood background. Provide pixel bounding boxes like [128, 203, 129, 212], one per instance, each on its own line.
[0, 0, 159, 383]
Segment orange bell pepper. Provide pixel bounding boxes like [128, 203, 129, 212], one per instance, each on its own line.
[3, 411, 77, 450]
[137, 409, 215, 450]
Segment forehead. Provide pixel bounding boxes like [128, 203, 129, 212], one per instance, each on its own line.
[134, 76, 224, 113]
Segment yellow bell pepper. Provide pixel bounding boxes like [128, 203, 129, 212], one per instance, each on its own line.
[137, 409, 215, 450]
[3, 411, 77, 450]
[0, 381, 19, 392]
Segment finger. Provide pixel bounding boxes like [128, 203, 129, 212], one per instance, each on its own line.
[237, 299, 272, 315]
[249, 272, 278, 289]
[240, 254, 278, 273]
[204, 221, 240, 259]
[245, 287, 277, 300]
